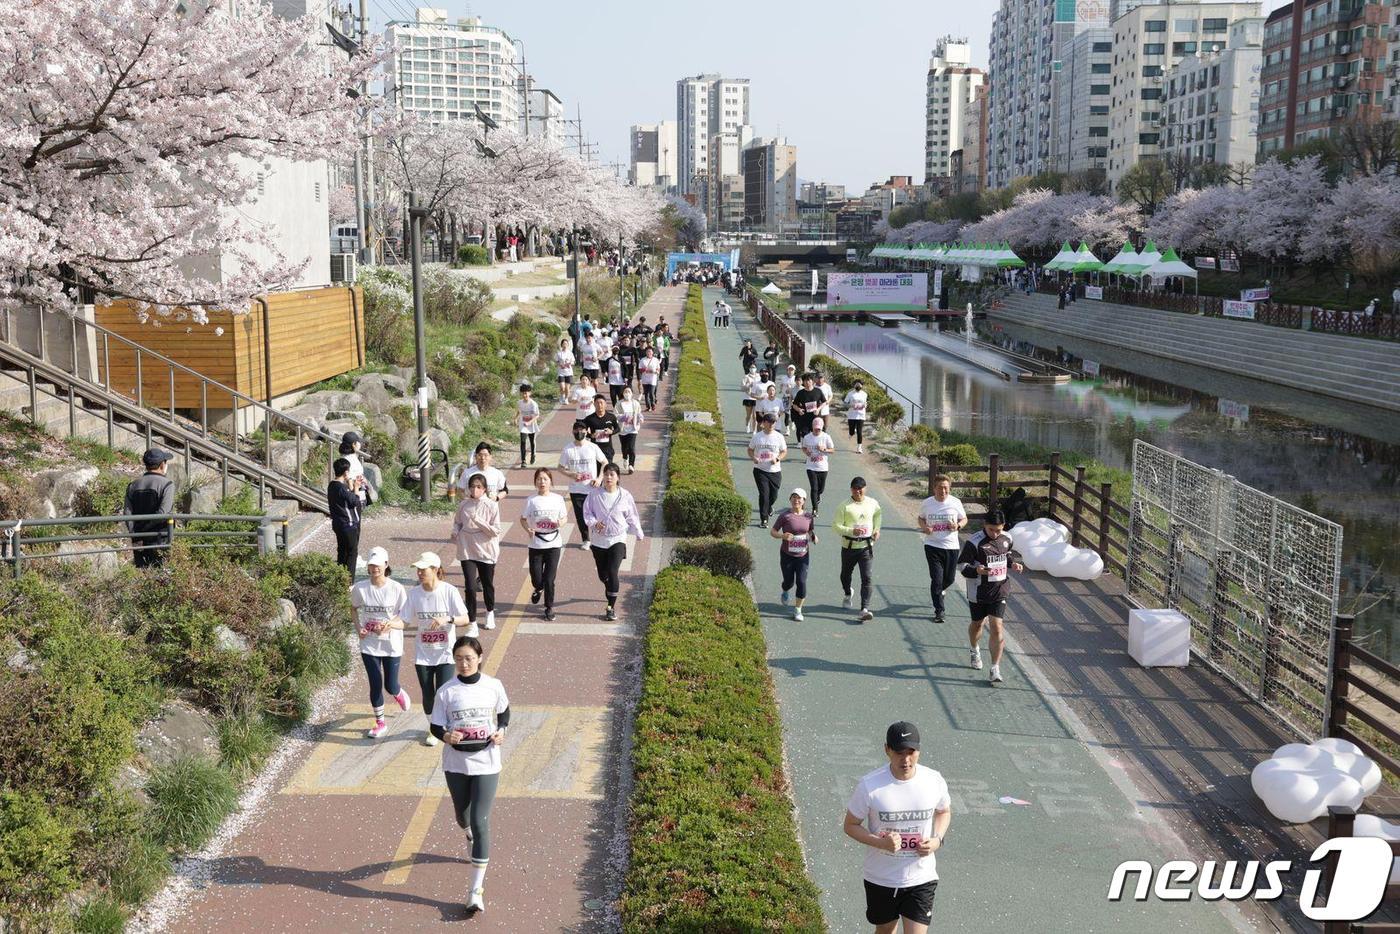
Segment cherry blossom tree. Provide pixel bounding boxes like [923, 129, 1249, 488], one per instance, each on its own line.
[0, 0, 380, 319]
[1299, 170, 1400, 279]
[1146, 185, 1244, 255]
[1229, 156, 1329, 263]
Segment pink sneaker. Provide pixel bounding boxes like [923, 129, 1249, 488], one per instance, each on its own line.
[366, 719, 388, 739]
[394, 689, 413, 713]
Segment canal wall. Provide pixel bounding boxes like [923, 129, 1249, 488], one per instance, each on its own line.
[990, 292, 1400, 413]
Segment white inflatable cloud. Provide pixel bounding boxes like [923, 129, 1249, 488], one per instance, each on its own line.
[1008, 518, 1103, 580]
[1251, 738, 1382, 824]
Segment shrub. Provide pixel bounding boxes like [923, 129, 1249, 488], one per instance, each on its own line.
[0, 671, 134, 804]
[145, 757, 239, 855]
[662, 488, 750, 539]
[807, 352, 906, 429]
[672, 536, 754, 579]
[937, 443, 982, 466]
[0, 791, 77, 919]
[73, 897, 126, 933]
[217, 711, 279, 781]
[73, 470, 131, 524]
[256, 552, 351, 631]
[182, 486, 263, 565]
[106, 834, 170, 907]
[902, 424, 942, 457]
[359, 270, 414, 366]
[423, 266, 493, 327]
[455, 243, 489, 266]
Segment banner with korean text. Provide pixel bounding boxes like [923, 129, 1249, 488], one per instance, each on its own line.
[827, 272, 928, 311]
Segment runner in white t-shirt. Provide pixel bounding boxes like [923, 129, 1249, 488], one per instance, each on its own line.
[430, 634, 510, 917]
[453, 442, 509, 502]
[572, 376, 599, 425]
[350, 546, 411, 738]
[615, 386, 644, 474]
[844, 381, 870, 452]
[755, 382, 785, 428]
[404, 551, 472, 747]
[800, 417, 836, 518]
[843, 721, 952, 934]
[579, 335, 601, 380]
[747, 412, 788, 527]
[815, 372, 834, 419]
[778, 364, 799, 435]
[554, 338, 575, 402]
[557, 426, 608, 550]
[516, 383, 541, 468]
[917, 474, 967, 626]
[520, 468, 569, 620]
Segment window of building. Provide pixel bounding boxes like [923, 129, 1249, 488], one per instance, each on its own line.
[1174, 19, 1198, 32]
[1144, 43, 1165, 54]
[1173, 41, 1198, 55]
[1145, 20, 1166, 32]
[1089, 125, 1108, 136]
[1142, 87, 1162, 100]
[1092, 63, 1111, 73]
[1091, 83, 1111, 95]
[1139, 132, 1160, 145]
[1144, 65, 1163, 77]
[1090, 104, 1110, 114]
[1202, 18, 1227, 32]
[1093, 41, 1113, 52]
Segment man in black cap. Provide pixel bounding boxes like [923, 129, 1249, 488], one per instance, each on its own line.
[328, 457, 363, 578]
[843, 721, 952, 934]
[124, 448, 176, 567]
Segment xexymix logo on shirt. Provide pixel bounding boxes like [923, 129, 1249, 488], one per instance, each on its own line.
[878, 809, 934, 822]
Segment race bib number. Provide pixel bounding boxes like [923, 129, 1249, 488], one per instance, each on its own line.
[576, 471, 592, 483]
[809, 453, 827, 468]
[757, 449, 773, 462]
[533, 516, 559, 532]
[421, 629, 448, 645]
[620, 414, 636, 429]
[448, 709, 492, 741]
[594, 430, 612, 443]
[897, 833, 923, 854]
[522, 413, 535, 424]
[927, 516, 953, 533]
[987, 555, 1008, 582]
[805, 402, 819, 414]
[853, 525, 870, 538]
[853, 402, 866, 413]
[788, 534, 808, 557]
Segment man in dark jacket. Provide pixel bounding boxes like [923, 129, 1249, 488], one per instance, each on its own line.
[328, 457, 363, 578]
[125, 448, 176, 567]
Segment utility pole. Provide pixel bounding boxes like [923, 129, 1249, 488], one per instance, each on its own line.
[408, 192, 432, 503]
[571, 224, 582, 358]
[359, 0, 376, 266]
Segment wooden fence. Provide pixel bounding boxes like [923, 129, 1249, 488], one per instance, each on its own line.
[1327, 614, 1400, 781]
[926, 452, 1131, 578]
[1323, 807, 1400, 933]
[741, 287, 806, 370]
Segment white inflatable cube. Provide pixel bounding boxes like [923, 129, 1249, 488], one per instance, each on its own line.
[1127, 608, 1191, 667]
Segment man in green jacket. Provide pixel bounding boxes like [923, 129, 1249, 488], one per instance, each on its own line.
[832, 476, 882, 621]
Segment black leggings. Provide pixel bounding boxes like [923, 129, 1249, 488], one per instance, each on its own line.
[416, 662, 455, 716]
[753, 468, 782, 522]
[444, 771, 498, 864]
[620, 433, 638, 467]
[570, 492, 590, 542]
[840, 545, 874, 608]
[519, 432, 536, 464]
[924, 545, 960, 614]
[642, 383, 657, 409]
[528, 547, 561, 610]
[460, 560, 496, 621]
[848, 419, 864, 444]
[780, 552, 809, 599]
[609, 384, 624, 404]
[590, 542, 627, 607]
[361, 653, 402, 710]
[597, 442, 616, 464]
[806, 469, 829, 513]
[334, 525, 360, 578]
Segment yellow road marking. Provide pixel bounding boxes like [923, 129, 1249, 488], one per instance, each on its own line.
[381, 796, 439, 886]
[482, 573, 534, 678]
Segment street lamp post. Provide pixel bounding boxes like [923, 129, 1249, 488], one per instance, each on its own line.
[408, 192, 433, 503]
[617, 229, 625, 327]
[571, 225, 582, 360]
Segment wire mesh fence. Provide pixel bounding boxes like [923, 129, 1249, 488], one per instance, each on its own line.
[1127, 440, 1344, 738]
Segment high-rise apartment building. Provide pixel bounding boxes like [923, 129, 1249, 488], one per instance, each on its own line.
[521, 86, 566, 146]
[741, 137, 797, 232]
[385, 9, 522, 126]
[987, 0, 1108, 189]
[676, 74, 750, 195]
[707, 127, 754, 231]
[1105, 0, 1261, 186]
[1258, 0, 1391, 156]
[1053, 29, 1114, 176]
[629, 121, 679, 189]
[952, 83, 989, 192]
[925, 38, 986, 183]
[1161, 18, 1263, 167]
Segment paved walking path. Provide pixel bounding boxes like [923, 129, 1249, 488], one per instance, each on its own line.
[162, 288, 685, 933]
[709, 288, 1239, 933]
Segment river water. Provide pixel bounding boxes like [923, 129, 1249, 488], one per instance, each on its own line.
[797, 318, 1400, 662]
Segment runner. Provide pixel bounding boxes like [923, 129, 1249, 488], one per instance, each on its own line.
[843, 721, 952, 934]
[844, 379, 870, 453]
[582, 463, 646, 621]
[572, 374, 599, 425]
[959, 510, 1024, 683]
[579, 331, 601, 382]
[350, 546, 411, 739]
[755, 382, 785, 429]
[430, 634, 510, 917]
[454, 442, 509, 502]
[557, 424, 607, 550]
[762, 340, 782, 374]
[516, 383, 540, 468]
[582, 395, 621, 465]
[554, 338, 575, 403]
[815, 371, 834, 424]
[832, 476, 882, 621]
[800, 416, 835, 518]
[616, 385, 644, 474]
[741, 365, 762, 432]
[520, 468, 569, 620]
[713, 299, 723, 328]
[451, 474, 507, 631]
[618, 333, 637, 389]
[747, 411, 787, 528]
[605, 348, 626, 405]
[720, 300, 732, 328]
[655, 327, 670, 378]
[638, 346, 661, 411]
[778, 364, 799, 435]
[792, 371, 825, 441]
[918, 474, 967, 625]
[405, 551, 472, 746]
[770, 488, 816, 621]
[739, 338, 759, 374]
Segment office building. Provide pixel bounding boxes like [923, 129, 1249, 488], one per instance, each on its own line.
[676, 74, 750, 195]
[951, 82, 989, 193]
[629, 121, 679, 188]
[1105, 1, 1261, 186]
[799, 182, 847, 204]
[521, 86, 566, 145]
[385, 9, 522, 126]
[741, 137, 797, 232]
[707, 126, 753, 230]
[925, 38, 986, 183]
[1162, 18, 1263, 167]
[1258, 0, 1392, 155]
[1053, 29, 1114, 176]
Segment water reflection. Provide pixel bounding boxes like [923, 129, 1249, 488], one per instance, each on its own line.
[800, 319, 1400, 661]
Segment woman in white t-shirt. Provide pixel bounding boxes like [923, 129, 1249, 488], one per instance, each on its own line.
[554, 338, 575, 402]
[755, 383, 785, 428]
[582, 463, 646, 622]
[844, 381, 870, 453]
[519, 468, 570, 621]
[557, 426, 608, 550]
[747, 411, 788, 527]
[778, 364, 799, 435]
[516, 383, 540, 468]
[800, 416, 836, 518]
[405, 551, 472, 747]
[430, 634, 510, 917]
[350, 546, 410, 739]
[572, 375, 599, 425]
[605, 351, 627, 405]
[616, 386, 644, 474]
[637, 347, 662, 412]
[741, 366, 762, 432]
[917, 474, 968, 625]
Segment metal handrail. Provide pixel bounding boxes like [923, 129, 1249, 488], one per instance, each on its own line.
[819, 340, 923, 427]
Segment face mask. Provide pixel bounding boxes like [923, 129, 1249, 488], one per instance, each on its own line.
[573, 430, 586, 441]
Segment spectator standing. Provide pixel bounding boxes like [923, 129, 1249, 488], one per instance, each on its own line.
[327, 456, 363, 578]
[125, 448, 176, 568]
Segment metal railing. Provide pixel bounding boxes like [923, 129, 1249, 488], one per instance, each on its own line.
[0, 512, 288, 574]
[819, 341, 923, 427]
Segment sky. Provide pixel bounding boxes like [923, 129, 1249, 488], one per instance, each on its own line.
[367, 0, 1293, 193]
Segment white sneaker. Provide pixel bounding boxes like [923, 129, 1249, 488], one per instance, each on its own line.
[465, 622, 480, 638]
[842, 592, 853, 609]
[858, 608, 874, 622]
[989, 664, 1003, 683]
[793, 608, 804, 621]
[857, 444, 864, 453]
[580, 541, 591, 551]
[366, 719, 388, 739]
[970, 648, 983, 670]
[424, 732, 439, 747]
[484, 610, 496, 630]
[467, 887, 485, 914]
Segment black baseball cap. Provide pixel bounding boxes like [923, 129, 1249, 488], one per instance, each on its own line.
[886, 721, 920, 751]
[142, 448, 173, 468]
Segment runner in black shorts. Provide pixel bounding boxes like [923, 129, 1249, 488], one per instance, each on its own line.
[958, 510, 1023, 684]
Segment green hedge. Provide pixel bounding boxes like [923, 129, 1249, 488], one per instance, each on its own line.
[807, 353, 906, 427]
[622, 566, 825, 933]
[672, 536, 755, 579]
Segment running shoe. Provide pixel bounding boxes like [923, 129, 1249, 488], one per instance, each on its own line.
[793, 608, 804, 621]
[467, 888, 485, 914]
[580, 541, 591, 551]
[424, 732, 439, 747]
[515, 461, 526, 470]
[780, 590, 790, 605]
[604, 607, 617, 621]
[842, 591, 853, 609]
[970, 647, 983, 670]
[543, 609, 556, 621]
[367, 719, 388, 739]
[989, 664, 1003, 684]
[465, 622, 480, 638]
[531, 588, 542, 605]
[859, 608, 874, 622]
[484, 611, 496, 630]
[933, 612, 946, 625]
[857, 444, 864, 453]
[394, 689, 412, 712]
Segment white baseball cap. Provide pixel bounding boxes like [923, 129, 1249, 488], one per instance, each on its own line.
[411, 551, 442, 570]
[790, 487, 808, 500]
[366, 546, 390, 567]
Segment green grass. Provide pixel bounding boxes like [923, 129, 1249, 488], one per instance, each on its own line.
[217, 712, 279, 781]
[73, 896, 127, 933]
[621, 566, 826, 933]
[1193, 266, 1367, 310]
[145, 756, 240, 855]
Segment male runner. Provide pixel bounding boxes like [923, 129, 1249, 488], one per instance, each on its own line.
[831, 476, 882, 621]
[958, 510, 1024, 684]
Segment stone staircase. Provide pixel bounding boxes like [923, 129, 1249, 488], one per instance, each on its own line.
[991, 292, 1400, 413]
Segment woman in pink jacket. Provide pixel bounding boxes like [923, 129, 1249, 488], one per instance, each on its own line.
[581, 462, 645, 621]
[452, 474, 508, 631]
